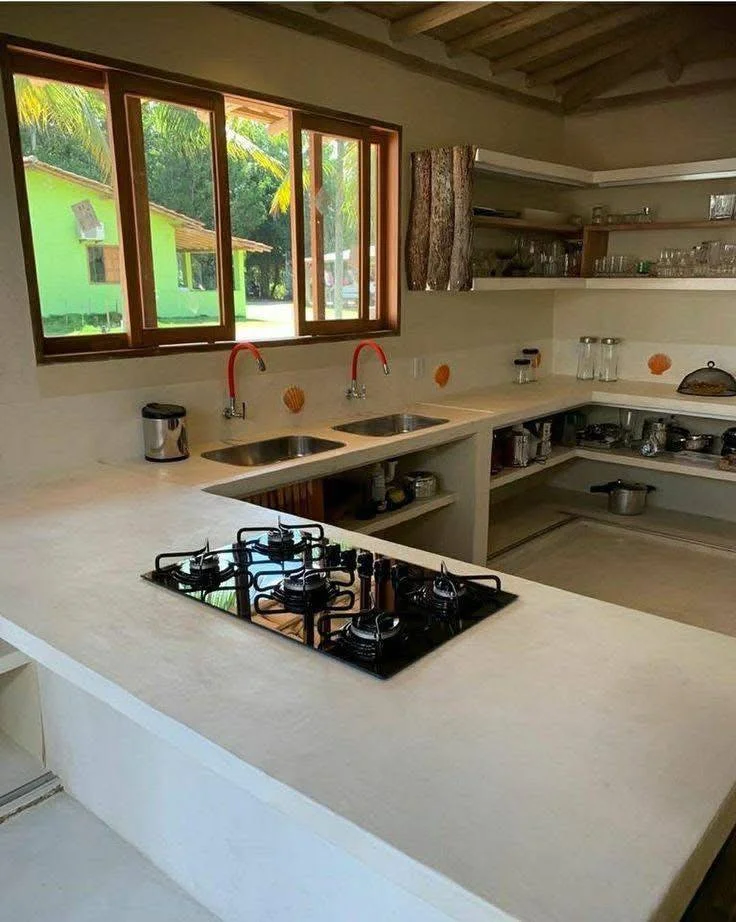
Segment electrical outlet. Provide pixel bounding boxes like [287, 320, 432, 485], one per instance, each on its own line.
[412, 357, 425, 379]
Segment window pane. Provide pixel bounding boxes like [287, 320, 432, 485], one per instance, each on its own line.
[369, 143, 379, 320]
[302, 131, 360, 323]
[138, 97, 220, 329]
[13, 73, 125, 337]
[224, 102, 293, 341]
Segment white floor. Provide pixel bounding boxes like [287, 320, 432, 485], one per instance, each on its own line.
[0, 792, 220, 922]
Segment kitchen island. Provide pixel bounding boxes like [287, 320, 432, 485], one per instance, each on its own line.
[1, 461, 736, 922]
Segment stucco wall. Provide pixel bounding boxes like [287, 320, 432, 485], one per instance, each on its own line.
[0, 2, 562, 482]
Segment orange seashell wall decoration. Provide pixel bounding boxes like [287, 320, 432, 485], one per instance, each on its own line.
[434, 364, 450, 388]
[282, 385, 306, 413]
[647, 353, 672, 376]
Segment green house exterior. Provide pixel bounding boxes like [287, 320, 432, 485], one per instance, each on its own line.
[22, 159, 268, 334]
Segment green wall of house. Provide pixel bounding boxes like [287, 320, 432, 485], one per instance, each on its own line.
[23, 166, 246, 329]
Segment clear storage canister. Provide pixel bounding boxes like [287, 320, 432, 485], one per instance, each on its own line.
[513, 358, 532, 385]
[576, 336, 599, 380]
[598, 337, 621, 382]
[522, 348, 541, 382]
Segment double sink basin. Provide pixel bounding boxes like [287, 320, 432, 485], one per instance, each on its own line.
[201, 413, 449, 468]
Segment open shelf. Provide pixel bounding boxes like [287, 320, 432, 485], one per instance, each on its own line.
[473, 214, 582, 236]
[490, 446, 577, 491]
[472, 277, 736, 291]
[577, 447, 736, 484]
[586, 219, 736, 233]
[336, 491, 458, 535]
[0, 640, 29, 678]
[474, 148, 736, 188]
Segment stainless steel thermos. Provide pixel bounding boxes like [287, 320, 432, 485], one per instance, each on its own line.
[142, 403, 189, 462]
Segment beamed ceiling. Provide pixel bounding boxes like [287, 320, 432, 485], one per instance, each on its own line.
[223, 2, 736, 114]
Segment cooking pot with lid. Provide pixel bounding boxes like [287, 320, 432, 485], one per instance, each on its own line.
[590, 479, 656, 515]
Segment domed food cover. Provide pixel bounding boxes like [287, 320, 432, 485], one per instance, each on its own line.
[677, 361, 736, 397]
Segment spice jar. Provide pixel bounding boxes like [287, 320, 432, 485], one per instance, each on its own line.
[522, 348, 541, 382]
[576, 336, 599, 380]
[513, 358, 532, 385]
[598, 337, 621, 382]
[591, 205, 607, 225]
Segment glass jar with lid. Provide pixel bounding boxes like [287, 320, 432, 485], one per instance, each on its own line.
[576, 336, 599, 380]
[513, 358, 532, 385]
[598, 337, 621, 382]
[521, 348, 541, 382]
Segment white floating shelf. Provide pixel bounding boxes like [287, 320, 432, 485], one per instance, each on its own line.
[490, 446, 577, 491]
[474, 148, 736, 189]
[472, 277, 736, 292]
[0, 640, 30, 677]
[336, 491, 458, 535]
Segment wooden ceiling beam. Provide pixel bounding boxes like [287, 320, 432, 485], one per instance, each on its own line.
[561, 13, 696, 112]
[489, 4, 659, 74]
[577, 74, 736, 115]
[447, 2, 580, 56]
[389, 2, 495, 42]
[525, 31, 641, 87]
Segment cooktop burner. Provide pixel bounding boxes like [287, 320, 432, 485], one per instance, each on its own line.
[143, 521, 517, 679]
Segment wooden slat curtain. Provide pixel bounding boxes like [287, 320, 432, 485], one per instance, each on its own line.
[406, 144, 475, 291]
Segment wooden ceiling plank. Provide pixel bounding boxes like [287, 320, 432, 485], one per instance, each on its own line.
[389, 1, 494, 41]
[447, 2, 581, 56]
[526, 30, 641, 86]
[489, 4, 660, 75]
[561, 13, 697, 112]
[577, 74, 736, 115]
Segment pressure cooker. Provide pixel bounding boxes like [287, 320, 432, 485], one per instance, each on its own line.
[590, 479, 656, 515]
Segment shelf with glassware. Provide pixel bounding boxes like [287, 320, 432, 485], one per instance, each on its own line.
[471, 148, 736, 291]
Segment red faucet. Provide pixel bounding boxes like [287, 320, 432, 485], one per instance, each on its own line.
[347, 340, 391, 400]
[224, 342, 267, 419]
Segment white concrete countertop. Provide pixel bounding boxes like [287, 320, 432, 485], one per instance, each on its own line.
[424, 375, 736, 425]
[1, 462, 736, 922]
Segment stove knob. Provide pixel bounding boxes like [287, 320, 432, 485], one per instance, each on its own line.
[374, 557, 390, 583]
[357, 550, 374, 577]
[341, 548, 357, 571]
[324, 543, 342, 568]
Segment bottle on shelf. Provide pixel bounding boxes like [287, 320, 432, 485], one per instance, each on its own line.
[576, 336, 599, 380]
[598, 337, 621, 382]
[521, 347, 541, 381]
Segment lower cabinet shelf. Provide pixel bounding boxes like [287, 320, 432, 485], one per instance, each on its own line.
[490, 446, 577, 490]
[334, 491, 458, 536]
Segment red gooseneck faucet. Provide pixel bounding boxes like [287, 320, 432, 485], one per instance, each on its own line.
[223, 342, 267, 419]
[347, 340, 391, 400]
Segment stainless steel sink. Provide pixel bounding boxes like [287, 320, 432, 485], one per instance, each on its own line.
[201, 435, 345, 467]
[332, 413, 449, 437]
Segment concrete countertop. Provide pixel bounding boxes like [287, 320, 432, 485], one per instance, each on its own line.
[424, 375, 736, 425]
[1, 460, 736, 922]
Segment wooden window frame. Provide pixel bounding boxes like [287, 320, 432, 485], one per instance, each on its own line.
[1, 38, 400, 363]
[290, 112, 399, 337]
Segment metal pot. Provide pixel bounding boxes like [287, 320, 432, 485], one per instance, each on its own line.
[403, 470, 438, 499]
[590, 479, 656, 515]
[684, 433, 716, 453]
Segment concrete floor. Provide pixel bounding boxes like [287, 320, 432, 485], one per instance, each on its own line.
[0, 792, 220, 922]
[494, 517, 736, 636]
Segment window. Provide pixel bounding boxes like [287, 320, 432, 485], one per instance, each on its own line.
[2, 41, 399, 361]
[87, 246, 120, 284]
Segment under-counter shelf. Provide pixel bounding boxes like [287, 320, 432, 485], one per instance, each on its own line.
[335, 491, 458, 535]
[576, 447, 736, 483]
[490, 446, 577, 490]
[0, 640, 29, 678]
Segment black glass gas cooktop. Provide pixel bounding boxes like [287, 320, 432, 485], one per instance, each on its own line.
[143, 521, 517, 679]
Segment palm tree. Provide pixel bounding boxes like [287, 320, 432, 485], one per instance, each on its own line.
[13, 75, 290, 213]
